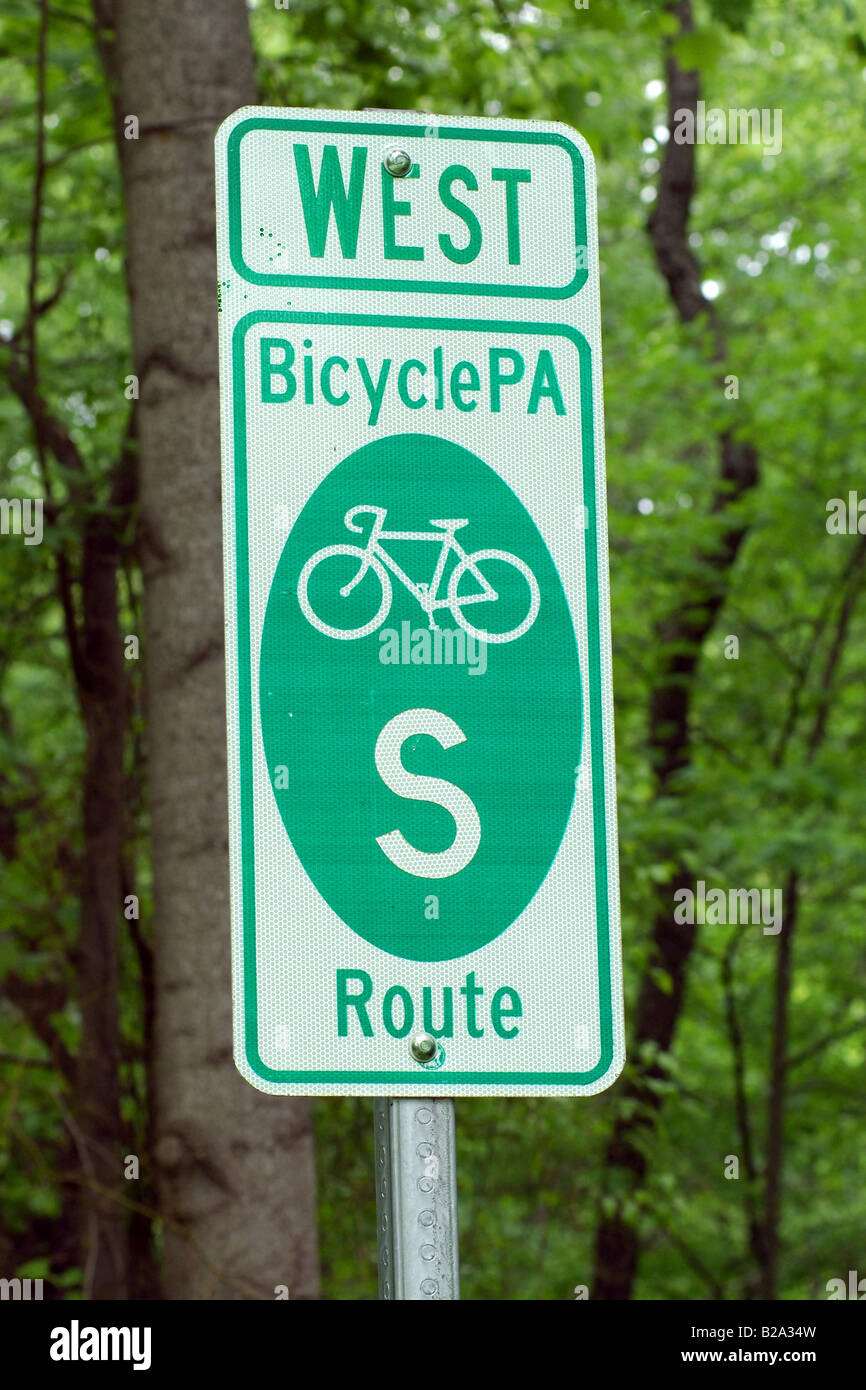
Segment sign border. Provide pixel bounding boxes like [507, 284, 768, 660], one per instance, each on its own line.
[226, 117, 589, 298]
[229, 310, 614, 1087]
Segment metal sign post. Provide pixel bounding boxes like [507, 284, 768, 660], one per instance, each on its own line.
[375, 1097, 459, 1300]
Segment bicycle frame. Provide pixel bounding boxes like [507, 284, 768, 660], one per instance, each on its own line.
[343, 507, 496, 622]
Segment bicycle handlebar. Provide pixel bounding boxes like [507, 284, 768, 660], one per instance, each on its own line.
[344, 505, 387, 533]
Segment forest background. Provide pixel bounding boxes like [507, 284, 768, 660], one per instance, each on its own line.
[0, 0, 864, 1301]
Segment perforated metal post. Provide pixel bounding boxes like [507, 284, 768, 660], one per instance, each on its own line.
[374, 1098, 460, 1300]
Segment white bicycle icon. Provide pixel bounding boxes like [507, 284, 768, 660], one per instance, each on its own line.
[298, 505, 540, 644]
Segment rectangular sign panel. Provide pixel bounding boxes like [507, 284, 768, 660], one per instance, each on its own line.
[215, 107, 623, 1095]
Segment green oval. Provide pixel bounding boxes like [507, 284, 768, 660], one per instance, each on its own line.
[259, 433, 582, 962]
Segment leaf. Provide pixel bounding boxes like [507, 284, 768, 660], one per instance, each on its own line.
[707, 0, 755, 34]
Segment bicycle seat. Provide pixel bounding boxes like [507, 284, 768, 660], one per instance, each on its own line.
[429, 518, 469, 530]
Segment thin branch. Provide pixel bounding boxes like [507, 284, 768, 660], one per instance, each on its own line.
[690, 725, 753, 771]
[772, 535, 866, 767]
[710, 169, 848, 236]
[655, 1212, 725, 1301]
[0, 1051, 57, 1069]
[721, 932, 759, 1189]
[46, 137, 112, 169]
[3, 349, 88, 692]
[54, 1089, 99, 1298]
[733, 615, 801, 677]
[787, 1020, 866, 1072]
[806, 533, 866, 760]
[3, 971, 75, 1086]
[26, 0, 49, 455]
[761, 870, 798, 1298]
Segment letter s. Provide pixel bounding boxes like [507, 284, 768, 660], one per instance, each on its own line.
[375, 708, 480, 878]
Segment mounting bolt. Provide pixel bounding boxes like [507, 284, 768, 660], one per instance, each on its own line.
[384, 148, 413, 178]
[409, 1033, 438, 1064]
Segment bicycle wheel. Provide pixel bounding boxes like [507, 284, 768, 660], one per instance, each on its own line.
[297, 545, 391, 639]
[448, 549, 540, 643]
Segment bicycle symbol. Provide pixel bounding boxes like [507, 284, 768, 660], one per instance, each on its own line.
[297, 505, 540, 644]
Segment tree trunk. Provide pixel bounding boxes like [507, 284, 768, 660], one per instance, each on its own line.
[6, 338, 135, 1295]
[102, 0, 319, 1298]
[76, 500, 133, 1299]
[759, 872, 797, 1298]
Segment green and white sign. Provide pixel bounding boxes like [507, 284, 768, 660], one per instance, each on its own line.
[215, 107, 623, 1096]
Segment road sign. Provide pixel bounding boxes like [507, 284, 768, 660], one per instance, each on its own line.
[215, 106, 623, 1096]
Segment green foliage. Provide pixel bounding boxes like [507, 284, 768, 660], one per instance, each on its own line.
[2, 0, 865, 1300]
[299, 0, 866, 1300]
[0, 0, 147, 1293]
[708, 0, 756, 34]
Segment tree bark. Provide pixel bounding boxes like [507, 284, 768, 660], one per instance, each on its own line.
[75, 470, 136, 1299]
[99, 0, 320, 1298]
